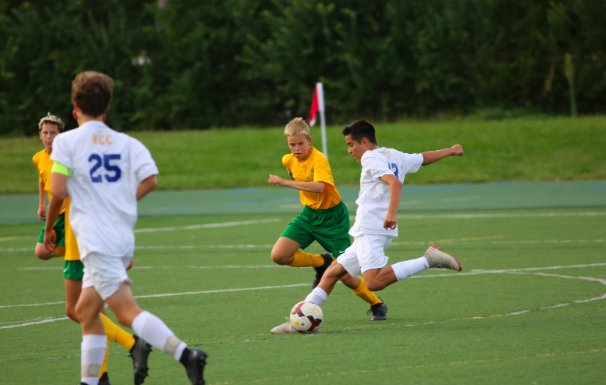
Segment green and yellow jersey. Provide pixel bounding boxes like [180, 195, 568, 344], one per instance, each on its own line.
[282, 146, 342, 210]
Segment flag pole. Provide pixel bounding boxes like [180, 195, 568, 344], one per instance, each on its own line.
[317, 83, 328, 159]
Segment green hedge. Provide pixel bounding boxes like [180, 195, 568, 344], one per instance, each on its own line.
[1, 0, 605, 134]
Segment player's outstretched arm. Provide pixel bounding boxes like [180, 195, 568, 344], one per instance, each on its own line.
[137, 175, 158, 201]
[268, 174, 324, 193]
[379, 174, 403, 230]
[422, 144, 464, 165]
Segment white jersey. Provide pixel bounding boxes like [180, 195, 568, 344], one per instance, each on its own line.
[349, 147, 423, 238]
[51, 121, 158, 259]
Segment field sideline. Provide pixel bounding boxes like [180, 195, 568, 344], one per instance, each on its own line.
[1, 116, 605, 194]
[1, 180, 605, 384]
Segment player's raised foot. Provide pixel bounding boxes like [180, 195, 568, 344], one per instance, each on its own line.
[312, 253, 334, 288]
[366, 298, 388, 321]
[129, 335, 153, 385]
[98, 372, 111, 385]
[183, 348, 208, 385]
[424, 246, 462, 271]
[270, 317, 293, 334]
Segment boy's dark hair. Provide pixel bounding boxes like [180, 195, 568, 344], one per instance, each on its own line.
[71, 71, 114, 117]
[342, 120, 377, 145]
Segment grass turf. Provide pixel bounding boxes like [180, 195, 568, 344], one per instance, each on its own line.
[1, 207, 605, 384]
[1, 116, 605, 194]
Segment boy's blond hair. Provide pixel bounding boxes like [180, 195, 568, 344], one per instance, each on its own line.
[284, 117, 310, 138]
[38, 112, 65, 132]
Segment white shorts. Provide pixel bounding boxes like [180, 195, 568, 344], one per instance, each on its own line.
[336, 234, 393, 276]
[82, 253, 132, 300]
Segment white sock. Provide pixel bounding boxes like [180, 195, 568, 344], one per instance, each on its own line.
[131, 311, 188, 362]
[305, 287, 328, 306]
[392, 257, 429, 281]
[81, 334, 107, 385]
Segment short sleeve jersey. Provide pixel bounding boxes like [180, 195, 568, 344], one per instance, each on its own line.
[282, 146, 342, 210]
[33, 149, 54, 200]
[349, 147, 423, 238]
[33, 149, 65, 214]
[51, 121, 158, 259]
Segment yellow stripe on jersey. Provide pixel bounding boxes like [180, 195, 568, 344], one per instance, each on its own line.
[282, 146, 342, 210]
[64, 198, 81, 262]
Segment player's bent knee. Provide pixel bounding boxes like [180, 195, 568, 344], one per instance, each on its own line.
[35, 244, 53, 260]
[65, 306, 79, 323]
[270, 251, 290, 265]
[365, 279, 388, 292]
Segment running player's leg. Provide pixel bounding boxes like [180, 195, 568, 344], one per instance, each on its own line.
[95, 255, 205, 385]
[75, 287, 106, 385]
[362, 239, 462, 292]
[313, 205, 384, 312]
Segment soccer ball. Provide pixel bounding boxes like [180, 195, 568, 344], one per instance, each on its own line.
[290, 301, 323, 333]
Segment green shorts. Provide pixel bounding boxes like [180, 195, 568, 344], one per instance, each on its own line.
[63, 260, 84, 280]
[281, 201, 352, 257]
[38, 212, 66, 247]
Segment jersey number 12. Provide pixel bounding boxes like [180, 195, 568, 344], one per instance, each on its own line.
[89, 153, 122, 183]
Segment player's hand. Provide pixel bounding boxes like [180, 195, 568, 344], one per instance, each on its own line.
[126, 259, 133, 271]
[268, 174, 286, 186]
[43, 229, 57, 251]
[451, 144, 464, 156]
[38, 205, 47, 221]
[383, 213, 398, 230]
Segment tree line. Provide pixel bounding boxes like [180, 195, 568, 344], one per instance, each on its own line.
[1, 0, 604, 134]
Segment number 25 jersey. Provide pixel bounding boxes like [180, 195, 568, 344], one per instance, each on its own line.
[51, 120, 159, 259]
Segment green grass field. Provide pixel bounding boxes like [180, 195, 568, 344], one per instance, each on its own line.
[2, 203, 605, 384]
[1, 116, 605, 194]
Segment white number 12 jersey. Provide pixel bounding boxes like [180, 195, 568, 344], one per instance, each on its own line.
[349, 147, 423, 238]
[51, 121, 158, 259]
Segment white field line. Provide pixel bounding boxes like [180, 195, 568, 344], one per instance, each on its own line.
[4, 266, 606, 330]
[133, 218, 281, 233]
[344, 211, 606, 220]
[5, 238, 606, 254]
[4, 262, 606, 310]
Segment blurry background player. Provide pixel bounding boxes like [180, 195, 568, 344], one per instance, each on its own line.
[288, 120, 464, 327]
[34, 113, 66, 259]
[268, 117, 387, 334]
[43, 71, 207, 385]
[34, 113, 153, 385]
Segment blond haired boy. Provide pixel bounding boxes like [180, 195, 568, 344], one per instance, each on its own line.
[34, 113, 67, 259]
[268, 118, 387, 333]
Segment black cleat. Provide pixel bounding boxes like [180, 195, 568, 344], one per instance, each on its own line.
[367, 298, 388, 321]
[184, 349, 208, 385]
[312, 253, 334, 288]
[130, 335, 153, 385]
[98, 372, 111, 385]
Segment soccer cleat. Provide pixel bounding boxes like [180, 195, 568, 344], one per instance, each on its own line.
[270, 317, 293, 334]
[366, 298, 388, 321]
[98, 372, 111, 385]
[312, 253, 334, 288]
[183, 348, 208, 385]
[129, 335, 153, 385]
[424, 246, 462, 271]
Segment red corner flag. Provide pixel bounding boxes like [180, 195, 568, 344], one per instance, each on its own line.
[309, 83, 324, 127]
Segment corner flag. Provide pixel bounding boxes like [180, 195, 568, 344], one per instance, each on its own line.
[309, 83, 328, 158]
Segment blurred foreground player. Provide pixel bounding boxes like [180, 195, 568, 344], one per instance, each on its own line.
[44, 71, 207, 385]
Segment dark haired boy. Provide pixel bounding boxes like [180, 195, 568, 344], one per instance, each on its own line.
[286, 119, 464, 326]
